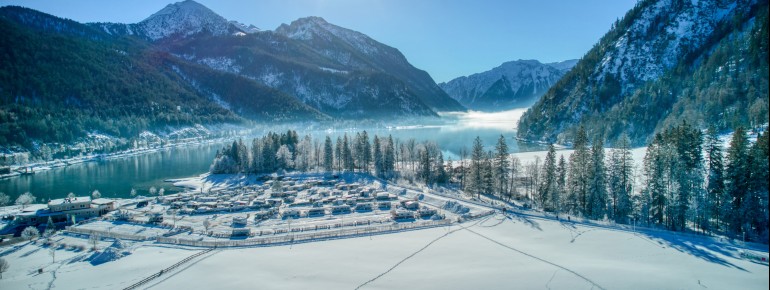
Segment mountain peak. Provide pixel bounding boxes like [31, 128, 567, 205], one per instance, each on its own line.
[139, 0, 230, 40]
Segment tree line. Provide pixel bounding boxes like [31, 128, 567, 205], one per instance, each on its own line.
[210, 130, 447, 184]
[210, 125, 768, 243]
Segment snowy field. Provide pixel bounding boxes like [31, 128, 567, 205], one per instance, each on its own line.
[1, 211, 767, 289]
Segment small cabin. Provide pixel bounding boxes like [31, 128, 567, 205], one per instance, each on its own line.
[148, 213, 164, 223]
[231, 228, 250, 237]
[355, 203, 373, 212]
[305, 208, 326, 217]
[375, 192, 391, 200]
[391, 210, 414, 220]
[281, 209, 301, 219]
[331, 204, 351, 214]
[232, 216, 248, 227]
[401, 200, 419, 210]
[418, 207, 437, 217]
[254, 210, 273, 221]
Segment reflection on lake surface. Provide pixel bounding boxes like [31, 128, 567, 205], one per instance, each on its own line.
[1, 109, 542, 201]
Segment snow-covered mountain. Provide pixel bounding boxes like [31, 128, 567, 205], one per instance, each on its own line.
[517, 0, 767, 144]
[93, 0, 258, 40]
[0, 0, 468, 148]
[439, 59, 576, 111]
[274, 16, 465, 113]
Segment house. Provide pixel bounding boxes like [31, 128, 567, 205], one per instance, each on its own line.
[14, 196, 116, 226]
[355, 203, 372, 212]
[418, 207, 437, 217]
[231, 228, 250, 237]
[375, 192, 391, 200]
[401, 200, 419, 210]
[232, 216, 248, 227]
[391, 210, 414, 220]
[331, 205, 351, 214]
[305, 207, 326, 217]
[280, 208, 300, 219]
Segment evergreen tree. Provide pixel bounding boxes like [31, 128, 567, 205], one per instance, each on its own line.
[555, 155, 567, 212]
[725, 127, 750, 235]
[342, 134, 354, 171]
[608, 135, 634, 224]
[468, 136, 485, 198]
[373, 135, 383, 175]
[323, 136, 333, 172]
[540, 144, 557, 211]
[335, 136, 343, 171]
[587, 139, 607, 220]
[567, 127, 590, 216]
[745, 130, 769, 242]
[361, 131, 371, 173]
[494, 135, 510, 198]
[436, 150, 447, 184]
[704, 126, 725, 232]
[482, 151, 495, 195]
[384, 135, 396, 175]
[643, 135, 669, 226]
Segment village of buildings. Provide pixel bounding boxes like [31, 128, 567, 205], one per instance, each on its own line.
[1, 173, 493, 249]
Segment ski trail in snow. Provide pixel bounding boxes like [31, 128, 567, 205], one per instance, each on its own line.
[143, 249, 221, 289]
[354, 217, 489, 290]
[464, 224, 606, 290]
[545, 269, 559, 290]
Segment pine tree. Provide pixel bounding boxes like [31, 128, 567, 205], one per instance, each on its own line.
[342, 134, 354, 172]
[482, 151, 495, 195]
[361, 131, 371, 173]
[335, 136, 343, 171]
[494, 135, 510, 198]
[468, 136, 485, 198]
[540, 144, 557, 211]
[608, 135, 634, 224]
[555, 155, 567, 212]
[643, 134, 668, 226]
[704, 126, 725, 232]
[725, 127, 750, 235]
[373, 135, 383, 176]
[587, 139, 607, 220]
[384, 135, 396, 175]
[323, 136, 333, 172]
[745, 130, 769, 242]
[567, 127, 590, 216]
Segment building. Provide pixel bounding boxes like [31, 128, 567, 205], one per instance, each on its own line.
[14, 196, 116, 226]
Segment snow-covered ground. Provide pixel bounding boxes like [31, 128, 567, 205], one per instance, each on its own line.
[3, 211, 765, 289]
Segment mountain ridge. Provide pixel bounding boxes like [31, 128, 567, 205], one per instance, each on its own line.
[516, 0, 768, 145]
[439, 59, 577, 111]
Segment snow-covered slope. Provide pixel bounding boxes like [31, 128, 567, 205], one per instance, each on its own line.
[93, 0, 258, 40]
[439, 59, 576, 111]
[2, 213, 766, 289]
[275, 16, 466, 113]
[517, 0, 766, 144]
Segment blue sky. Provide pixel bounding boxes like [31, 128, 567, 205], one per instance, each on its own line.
[0, 0, 638, 83]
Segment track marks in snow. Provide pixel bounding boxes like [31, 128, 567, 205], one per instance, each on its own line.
[545, 270, 559, 290]
[355, 218, 489, 290]
[144, 249, 221, 290]
[463, 221, 606, 290]
[559, 221, 594, 243]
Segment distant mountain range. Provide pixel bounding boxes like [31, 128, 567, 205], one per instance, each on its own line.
[0, 0, 463, 149]
[517, 0, 769, 145]
[439, 59, 577, 111]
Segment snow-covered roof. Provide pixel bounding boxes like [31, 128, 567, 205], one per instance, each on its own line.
[48, 196, 91, 206]
[91, 198, 115, 205]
